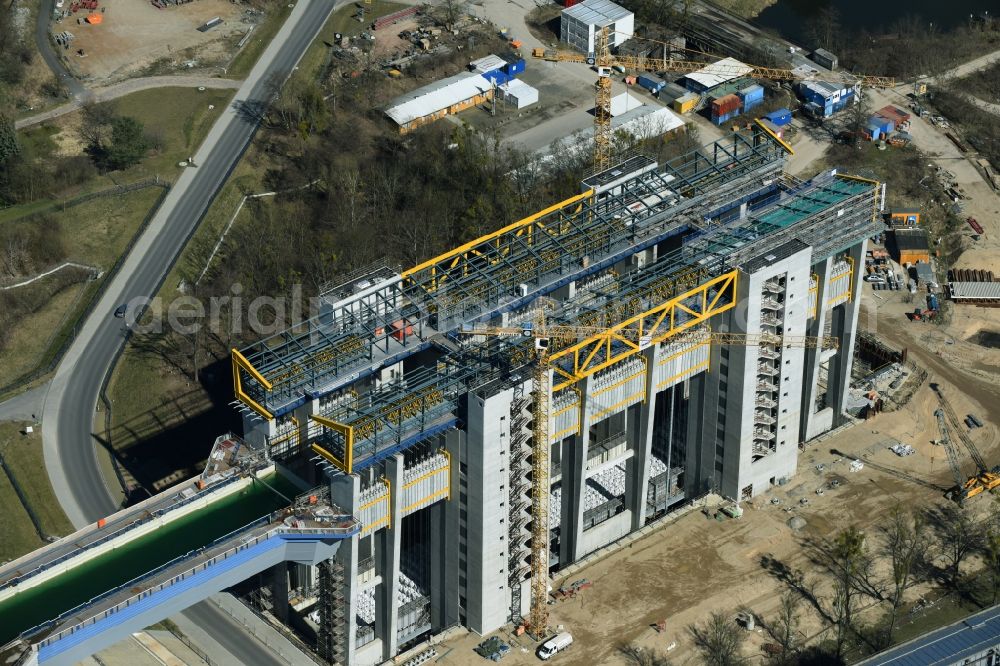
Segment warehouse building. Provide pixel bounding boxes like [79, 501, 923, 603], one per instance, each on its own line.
[560, 0, 634, 54]
[385, 72, 493, 134]
[499, 79, 539, 109]
[859, 603, 1000, 665]
[684, 57, 754, 94]
[810, 48, 838, 70]
[228, 128, 883, 665]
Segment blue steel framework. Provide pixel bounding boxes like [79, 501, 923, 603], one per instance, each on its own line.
[243, 141, 880, 478]
[234, 131, 791, 419]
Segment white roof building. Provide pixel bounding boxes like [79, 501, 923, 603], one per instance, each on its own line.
[499, 79, 538, 109]
[609, 92, 645, 117]
[614, 105, 686, 139]
[385, 72, 493, 131]
[684, 57, 754, 92]
[560, 0, 634, 54]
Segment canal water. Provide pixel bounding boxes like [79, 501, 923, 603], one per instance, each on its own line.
[754, 0, 994, 44]
[0, 473, 298, 645]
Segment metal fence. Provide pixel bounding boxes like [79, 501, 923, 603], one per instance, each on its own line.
[0, 473, 244, 595]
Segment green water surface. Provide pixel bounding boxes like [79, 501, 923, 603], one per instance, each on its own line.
[0, 474, 297, 644]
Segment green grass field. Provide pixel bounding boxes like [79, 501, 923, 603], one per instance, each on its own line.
[0, 422, 75, 561]
[0, 187, 166, 387]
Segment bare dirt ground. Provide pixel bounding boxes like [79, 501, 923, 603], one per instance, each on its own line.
[53, 0, 246, 82]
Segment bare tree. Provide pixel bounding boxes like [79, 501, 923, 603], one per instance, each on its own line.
[690, 611, 748, 666]
[928, 503, 983, 588]
[79, 100, 118, 147]
[618, 642, 673, 666]
[766, 591, 801, 656]
[880, 505, 928, 643]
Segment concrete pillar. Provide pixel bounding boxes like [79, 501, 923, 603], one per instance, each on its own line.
[685, 372, 713, 497]
[560, 376, 590, 566]
[627, 346, 659, 530]
[800, 257, 832, 440]
[269, 563, 289, 623]
[379, 454, 405, 660]
[830, 241, 867, 425]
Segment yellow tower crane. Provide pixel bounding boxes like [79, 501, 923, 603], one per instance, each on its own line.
[533, 29, 895, 170]
[461, 320, 836, 636]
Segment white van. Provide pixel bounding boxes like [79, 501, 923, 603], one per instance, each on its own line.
[537, 632, 573, 660]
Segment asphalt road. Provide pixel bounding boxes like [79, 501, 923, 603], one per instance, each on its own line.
[38, 0, 336, 661]
[183, 602, 286, 666]
[45, 0, 333, 528]
[34, 0, 85, 97]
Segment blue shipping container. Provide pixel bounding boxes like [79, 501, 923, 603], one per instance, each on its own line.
[483, 69, 509, 85]
[743, 97, 762, 112]
[738, 84, 764, 102]
[765, 108, 792, 126]
[503, 58, 525, 76]
[637, 74, 665, 93]
[714, 110, 738, 125]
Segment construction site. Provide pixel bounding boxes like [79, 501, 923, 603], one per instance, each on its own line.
[8, 0, 1000, 663]
[217, 117, 881, 663]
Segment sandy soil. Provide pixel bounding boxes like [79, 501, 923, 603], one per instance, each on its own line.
[52, 0, 247, 82]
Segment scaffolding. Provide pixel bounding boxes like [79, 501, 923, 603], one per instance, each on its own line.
[237, 137, 881, 487]
[317, 558, 347, 665]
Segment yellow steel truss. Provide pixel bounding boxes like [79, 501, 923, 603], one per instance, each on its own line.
[400, 190, 594, 294]
[754, 118, 794, 155]
[535, 51, 895, 88]
[547, 270, 739, 391]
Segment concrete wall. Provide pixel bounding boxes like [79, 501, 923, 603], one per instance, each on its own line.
[464, 389, 513, 635]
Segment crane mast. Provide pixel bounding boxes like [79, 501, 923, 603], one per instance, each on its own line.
[593, 26, 614, 172]
[529, 341, 551, 636]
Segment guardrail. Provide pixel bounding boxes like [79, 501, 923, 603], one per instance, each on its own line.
[0, 473, 245, 594]
[32, 516, 358, 648]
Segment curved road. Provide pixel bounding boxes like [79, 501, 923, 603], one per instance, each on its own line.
[39, 0, 336, 662]
[35, 0, 85, 97]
